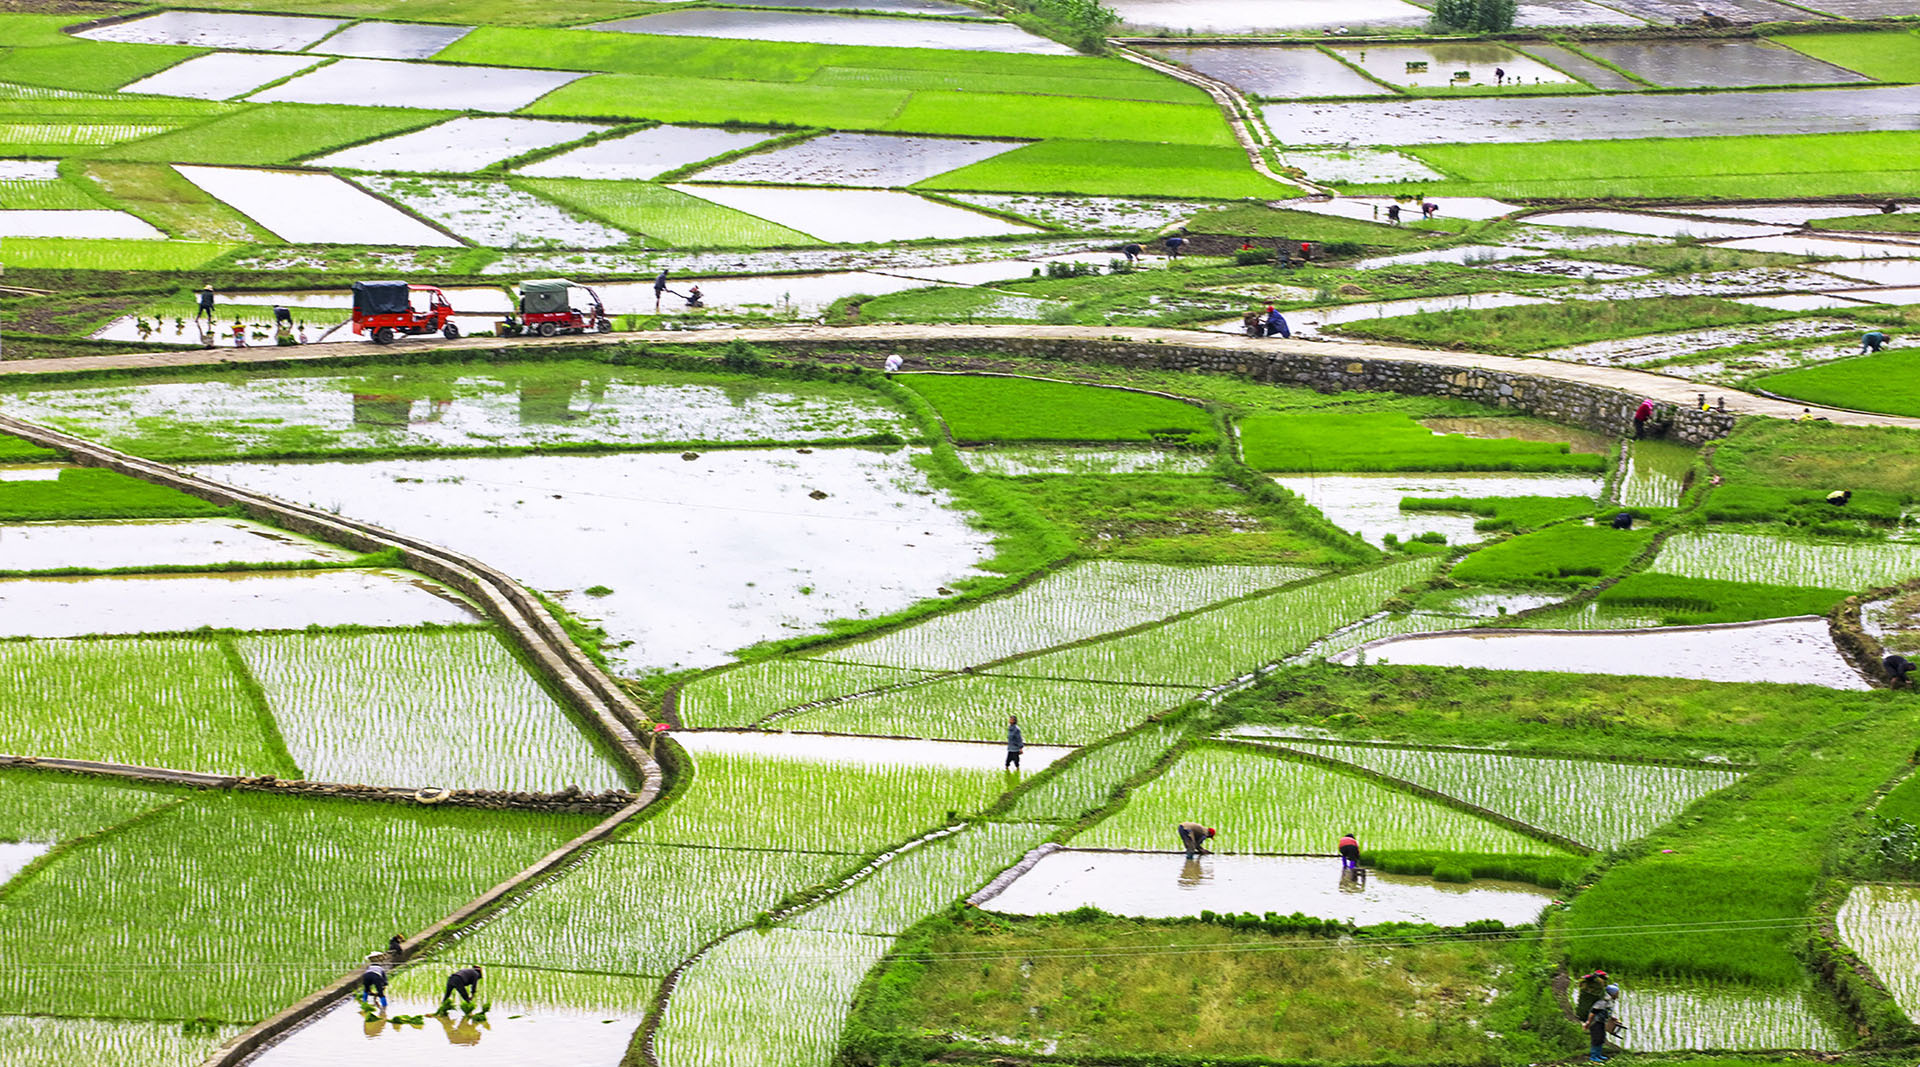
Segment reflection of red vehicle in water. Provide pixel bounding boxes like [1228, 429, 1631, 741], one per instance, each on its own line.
[351, 280, 460, 345]
[499, 278, 611, 337]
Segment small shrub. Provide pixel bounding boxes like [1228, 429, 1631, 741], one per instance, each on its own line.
[721, 340, 765, 371]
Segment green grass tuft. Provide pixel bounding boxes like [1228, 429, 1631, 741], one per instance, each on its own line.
[103, 104, 455, 166]
[1331, 296, 1793, 355]
[1449, 523, 1653, 587]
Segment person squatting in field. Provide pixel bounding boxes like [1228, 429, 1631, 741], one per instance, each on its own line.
[1338, 833, 1360, 869]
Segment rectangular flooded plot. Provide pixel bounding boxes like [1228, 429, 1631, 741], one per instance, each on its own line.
[308, 20, 473, 60]
[985, 850, 1555, 925]
[121, 52, 320, 100]
[78, 10, 343, 50]
[192, 450, 990, 672]
[251, 58, 585, 112]
[1141, 45, 1386, 98]
[1602, 0, 1826, 20]
[1614, 982, 1849, 1051]
[943, 193, 1211, 233]
[1522, 210, 1784, 240]
[591, 9, 1075, 53]
[1583, 39, 1866, 88]
[669, 184, 1038, 242]
[311, 117, 609, 173]
[517, 124, 776, 180]
[1723, 233, 1920, 258]
[735, 0, 991, 12]
[236, 631, 627, 792]
[1111, 0, 1429, 31]
[959, 446, 1214, 475]
[1267, 84, 1920, 144]
[1291, 149, 1445, 184]
[1510, 0, 1650, 25]
[175, 165, 460, 246]
[0, 209, 162, 239]
[1332, 44, 1576, 88]
[673, 729, 1072, 771]
[1341, 619, 1869, 689]
[257, 991, 644, 1067]
[781, 675, 1193, 744]
[594, 271, 939, 315]
[691, 132, 1024, 187]
[1814, 260, 1920, 286]
[1523, 43, 1642, 89]
[0, 569, 477, 637]
[0, 518, 352, 571]
[1735, 292, 1873, 310]
[358, 176, 631, 248]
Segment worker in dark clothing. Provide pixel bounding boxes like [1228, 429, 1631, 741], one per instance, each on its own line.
[653, 269, 669, 312]
[1264, 306, 1290, 339]
[358, 961, 389, 1009]
[1573, 969, 1609, 1020]
[195, 285, 216, 325]
[1164, 235, 1185, 258]
[1337, 833, 1360, 869]
[387, 934, 405, 961]
[444, 965, 484, 1004]
[1611, 511, 1634, 530]
[1121, 242, 1142, 265]
[1886, 653, 1915, 684]
[1862, 330, 1890, 354]
[1177, 822, 1215, 858]
[1585, 983, 1619, 1062]
[1633, 398, 1654, 439]
[1827, 489, 1852, 506]
[1386, 203, 1402, 225]
[1005, 715, 1024, 770]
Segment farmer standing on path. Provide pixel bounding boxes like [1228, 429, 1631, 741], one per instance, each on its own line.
[444, 964, 483, 1005]
[1633, 398, 1654, 438]
[1862, 330, 1891, 354]
[1585, 983, 1621, 1062]
[195, 284, 215, 325]
[358, 959, 389, 1009]
[653, 268, 670, 312]
[1005, 715, 1024, 770]
[1177, 822, 1215, 858]
[1164, 234, 1185, 259]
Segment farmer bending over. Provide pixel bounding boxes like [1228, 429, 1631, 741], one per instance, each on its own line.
[1337, 833, 1360, 869]
[1177, 822, 1215, 858]
[1886, 653, 1915, 684]
[444, 964, 484, 1004]
[1863, 330, 1891, 355]
[358, 960, 388, 1009]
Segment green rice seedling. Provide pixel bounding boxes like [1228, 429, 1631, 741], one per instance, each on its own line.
[1879, 773, 1920, 823]
[826, 560, 1316, 671]
[234, 630, 628, 792]
[1004, 723, 1183, 821]
[997, 559, 1442, 686]
[103, 104, 456, 167]
[443, 842, 848, 976]
[676, 660, 934, 728]
[899, 375, 1215, 448]
[0, 41, 204, 94]
[916, 140, 1291, 198]
[525, 73, 911, 130]
[1770, 31, 1920, 82]
[0, 767, 178, 846]
[1836, 884, 1920, 1021]
[83, 161, 272, 244]
[1332, 297, 1791, 356]
[0, 1015, 243, 1067]
[792, 822, 1054, 935]
[781, 675, 1192, 745]
[0, 177, 99, 210]
[0, 638, 291, 776]
[652, 926, 891, 1067]
[1648, 531, 1920, 590]
[1755, 351, 1920, 420]
[998, 474, 1363, 566]
[1617, 439, 1696, 510]
[1239, 413, 1606, 473]
[1596, 574, 1852, 626]
[0, 791, 595, 1022]
[0, 238, 240, 272]
[1272, 740, 1743, 850]
[882, 93, 1232, 147]
[1075, 744, 1565, 855]
[1292, 610, 1469, 663]
[515, 179, 815, 248]
[1401, 494, 1596, 531]
[1712, 420, 1920, 499]
[957, 446, 1214, 477]
[1614, 981, 1850, 1051]
[0, 436, 55, 462]
[624, 752, 1010, 854]
[1701, 485, 1903, 527]
[1450, 524, 1653, 587]
[0, 469, 224, 522]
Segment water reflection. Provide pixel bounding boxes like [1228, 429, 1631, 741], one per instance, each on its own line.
[1179, 856, 1206, 887]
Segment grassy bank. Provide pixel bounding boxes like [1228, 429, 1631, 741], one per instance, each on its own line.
[1332, 296, 1792, 355]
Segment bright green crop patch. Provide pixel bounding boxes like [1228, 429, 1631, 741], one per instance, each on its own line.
[901, 374, 1216, 447]
[918, 140, 1291, 198]
[515, 178, 815, 247]
[0, 42, 205, 93]
[1381, 132, 1920, 200]
[0, 435, 55, 461]
[82, 160, 271, 243]
[1882, 771, 1920, 823]
[524, 72, 912, 129]
[1810, 211, 1920, 233]
[1332, 297, 1794, 355]
[1699, 483, 1905, 526]
[1770, 31, 1920, 83]
[1713, 418, 1920, 497]
[1402, 494, 1597, 532]
[0, 468, 225, 521]
[1190, 202, 1453, 247]
[884, 94, 1232, 146]
[104, 104, 455, 166]
[0, 176, 100, 210]
[1239, 413, 1605, 472]
[0, 638, 293, 777]
[1754, 350, 1920, 419]
[0, 237, 241, 271]
[1595, 573, 1852, 626]
[807, 64, 1204, 103]
[1450, 523, 1653, 587]
[0, 790, 595, 1022]
[0, 767, 179, 845]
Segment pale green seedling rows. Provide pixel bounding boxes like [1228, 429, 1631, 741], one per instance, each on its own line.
[1004, 722, 1183, 821]
[676, 659, 932, 728]
[1616, 982, 1847, 1051]
[0, 1016, 243, 1067]
[1648, 532, 1920, 590]
[653, 927, 892, 1067]
[780, 673, 1193, 744]
[792, 821, 1055, 936]
[1836, 884, 1920, 1021]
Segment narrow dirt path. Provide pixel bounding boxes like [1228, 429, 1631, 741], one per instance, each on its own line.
[5, 323, 1915, 429]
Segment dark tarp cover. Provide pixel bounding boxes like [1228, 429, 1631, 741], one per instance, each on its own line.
[520, 278, 574, 315]
[352, 281, 411, 315]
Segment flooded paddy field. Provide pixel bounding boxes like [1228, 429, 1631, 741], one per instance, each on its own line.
[1142, 45, 1387, 98]
[516, 125, 778, 181]
[256, 993, 645, 1067]
[0, 210, 162, 240]
[1273, 472, 1604, 546]
[121, 52, 321, 101]
[312, 117, 610, 174]
[0, 569, 478, 637]
[1332, 43, 1577, 89]
[309, 21, 474, 61]
[667, 184, 1040, 243]
[1111, 0, 1430, 32]
[251, 58, 586, 112]
[77, 10, 343, 51]
[690, 132, 1025, 188]
[0, 518, 352, 571]
[175, 167, 460, 247]
[590, 9, 1075, 53]
[1580, 39, 1869, 88]
[1614, 982, 1850, 1051]
[984, 849, 1556, 924]
[358, 176, 631, 249]
[1837, 884, 1920, 1019]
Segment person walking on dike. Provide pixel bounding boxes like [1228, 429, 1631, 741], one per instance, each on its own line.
[1632, 398, 1654, 438]
[195, 284, 215, 325]
[358, 959, 389, 1009]
[653, 268, 670, 312]
[444, 964, 483, 1005]
[1265, 306, 1290, 339]
[1862, 330, 1891, 355]
[1574, 968, 1609, 1020]
[1005, 715, 1024, 770]
[1177, 822, 1215, 858]
[1585, 983, 1621, 1062]
[1337, 832, 1360, 869]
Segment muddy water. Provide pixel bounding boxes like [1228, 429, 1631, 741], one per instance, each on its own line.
[0, 841, 50, 886]
[359, 176, 631, 249]
[591, 271, 941, 316]
[0, 210, 162, 240]
[1536, 318, 1859, 367]
[741, 0, 990, 13]
[669, 184, 1039, 243]
[1836, 285, 1920, 305]
[77, 10, 342, 50]
[1274, 472, 1604, 547]
[315, 117, 609, 175]
[1419, 417, 1614, 454]
[1602, 0, 1823, 20]
[516, 125, 776, 181]
[0, 161, 58, 181]
[1266, 84, 1920, 145]
[0, 465, 63, 482]
[1522, 210, 1782, 240]
[175, 167, 460, 247]
[0, 569, 477, 638]
[1279, 195, 1522, 222]
[310, 20, 472, 59]
[1734, 292, 1873, 311]
[692, 132, 1023, 188]
[1718, 233, 1920, 259]
[1339, 618, 1868, 688]
[591, 9, 1074, 52]
[1334, 43, 1574, 88]
[254, 999, 641, 1067]
[1582, 39, 1865, 88]
[1677, 203, 1909, 225]
[1522, 44, 1640, 89]
[985, 850, 1555, 925]
[121, 52, 320, 100]
[945, 193, 1207, 234]
[1112, 0, 1429, 31]
[1351, 244, 1528, 269]
[1143, 45, 1386, 98]
[1560, 267, 1859, 302]
[252, 58, 586, 112]
[673, 729, 1072, 770]
[1816, 259, 1920, 286]
[1291, 291, 1554, 336]
[0, 518, 354, 571]
[191, 450, 991, 671]
[959, 446, 1213, 476]
[1292, 149, 1445, 184]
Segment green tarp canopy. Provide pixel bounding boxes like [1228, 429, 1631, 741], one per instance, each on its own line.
[519, 278, 575, 315]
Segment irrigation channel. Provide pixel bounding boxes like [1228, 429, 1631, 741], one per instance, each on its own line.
[2, 330, 1919, 1067]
